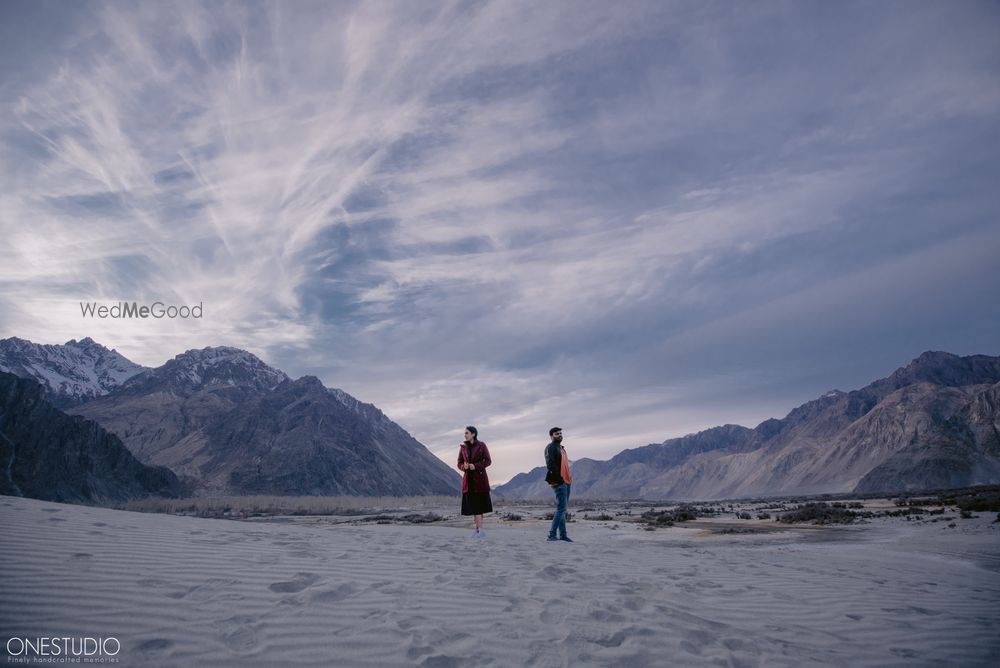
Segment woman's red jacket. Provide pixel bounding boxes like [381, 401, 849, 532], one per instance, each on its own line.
[457, 440, 492, 493]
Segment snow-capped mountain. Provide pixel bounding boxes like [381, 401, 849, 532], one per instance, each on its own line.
[0, 336, 147, 408]
[118, 346, 289, 395]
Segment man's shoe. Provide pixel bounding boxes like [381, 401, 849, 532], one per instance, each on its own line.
[546, 536, 558, 542]
[559, 536, 574, 542]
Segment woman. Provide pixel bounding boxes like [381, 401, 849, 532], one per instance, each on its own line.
[457, 426, 493, 538]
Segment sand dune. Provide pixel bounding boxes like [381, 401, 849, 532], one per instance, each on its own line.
[1, 496, 998, 667]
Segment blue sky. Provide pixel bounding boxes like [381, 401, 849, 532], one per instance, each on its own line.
[1, 1, 998, 483]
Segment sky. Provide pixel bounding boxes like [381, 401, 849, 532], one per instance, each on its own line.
[1, 0, 999, 484]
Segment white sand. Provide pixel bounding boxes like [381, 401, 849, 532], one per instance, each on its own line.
[1, 496, 998, 667]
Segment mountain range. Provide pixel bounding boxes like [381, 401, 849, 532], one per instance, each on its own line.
[4, 336, 998, 503]
[495, 351, 1000, 500]
[0, 337, 460, 498]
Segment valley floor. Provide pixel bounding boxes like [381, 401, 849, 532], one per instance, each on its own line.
[1, 495, 998, 667]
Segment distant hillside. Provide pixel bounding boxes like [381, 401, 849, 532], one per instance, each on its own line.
[0, 371, 183, 503]
[495, 352, 1000, 500]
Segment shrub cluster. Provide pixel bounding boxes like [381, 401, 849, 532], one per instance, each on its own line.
[884, 507, 926, 517]
[777, 502, 861, 525]
[894, 485, 1000, 512]
[640, 504, 699, 527]
[355, 512, 444, 524]
[114, 495, 459, 517]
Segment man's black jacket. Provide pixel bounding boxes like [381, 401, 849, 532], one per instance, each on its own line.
[544, 441, 564, 486]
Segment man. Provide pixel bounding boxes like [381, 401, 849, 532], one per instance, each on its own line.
[544, 427, 573, 542]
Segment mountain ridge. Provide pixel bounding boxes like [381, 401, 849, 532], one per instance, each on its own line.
[494, 351, 1000, 500]
[0, 336, 147, 407]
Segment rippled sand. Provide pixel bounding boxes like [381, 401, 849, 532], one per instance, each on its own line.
[1, 495, 998, 667]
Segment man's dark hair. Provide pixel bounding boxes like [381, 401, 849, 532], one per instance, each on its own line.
[466, 425, 478, 438]
[549, 426, 562, 437]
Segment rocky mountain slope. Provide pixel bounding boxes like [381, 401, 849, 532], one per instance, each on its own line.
[495, 352, 1000, 500]
[64, 343, 459, 496]
[150, 375, 460, 496]
[69, 347, 291, 462]
[0, 371, 184, 503]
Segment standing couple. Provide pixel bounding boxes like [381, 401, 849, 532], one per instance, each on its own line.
[457, 426, 573, 542]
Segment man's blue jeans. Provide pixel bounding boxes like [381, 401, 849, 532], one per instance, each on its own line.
[548, 483, 570, 539]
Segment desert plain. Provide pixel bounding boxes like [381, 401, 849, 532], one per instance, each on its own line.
[1, 494, 998, 667]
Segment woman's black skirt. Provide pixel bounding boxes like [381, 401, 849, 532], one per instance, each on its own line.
[461, 492, 493, 516]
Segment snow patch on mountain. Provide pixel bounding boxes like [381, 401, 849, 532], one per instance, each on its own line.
[151, 346, 289, 391]
[0, 336, 147, 406]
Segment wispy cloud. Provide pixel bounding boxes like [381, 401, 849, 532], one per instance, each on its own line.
[2, 0, 998, 481]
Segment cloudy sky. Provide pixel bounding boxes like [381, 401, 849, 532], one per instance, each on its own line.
[2, 1, 999, 482]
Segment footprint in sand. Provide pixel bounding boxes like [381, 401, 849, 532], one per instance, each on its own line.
[137, 577, 190, 599]
[621, 596, 645, 612]
[421, 655, 465, 668]
[268, 572, 322, 593]
[309, 583, 360, 604]
[212, 615, 260, 654]
[540, 600, 571, 624]
[69, 553, 93, 570]
[134, 638, 174, 658]
[501, 596, 521, 613]
[288, 549, 321, 559]
[681, 629, 715, 656]
[361, 610, 390, 624]
[537, 565, 575, 580]
[407, 644, 434, 660]
[721, 637, 760, 654]
[183, 578, 244, 602]
[41, 508, 62, 513]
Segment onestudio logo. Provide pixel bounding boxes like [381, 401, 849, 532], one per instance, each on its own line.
[5, 636, 121, 663]
[79, 301, 203, 319]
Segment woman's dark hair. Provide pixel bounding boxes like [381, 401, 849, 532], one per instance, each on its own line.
[465, 425, 478, 439]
